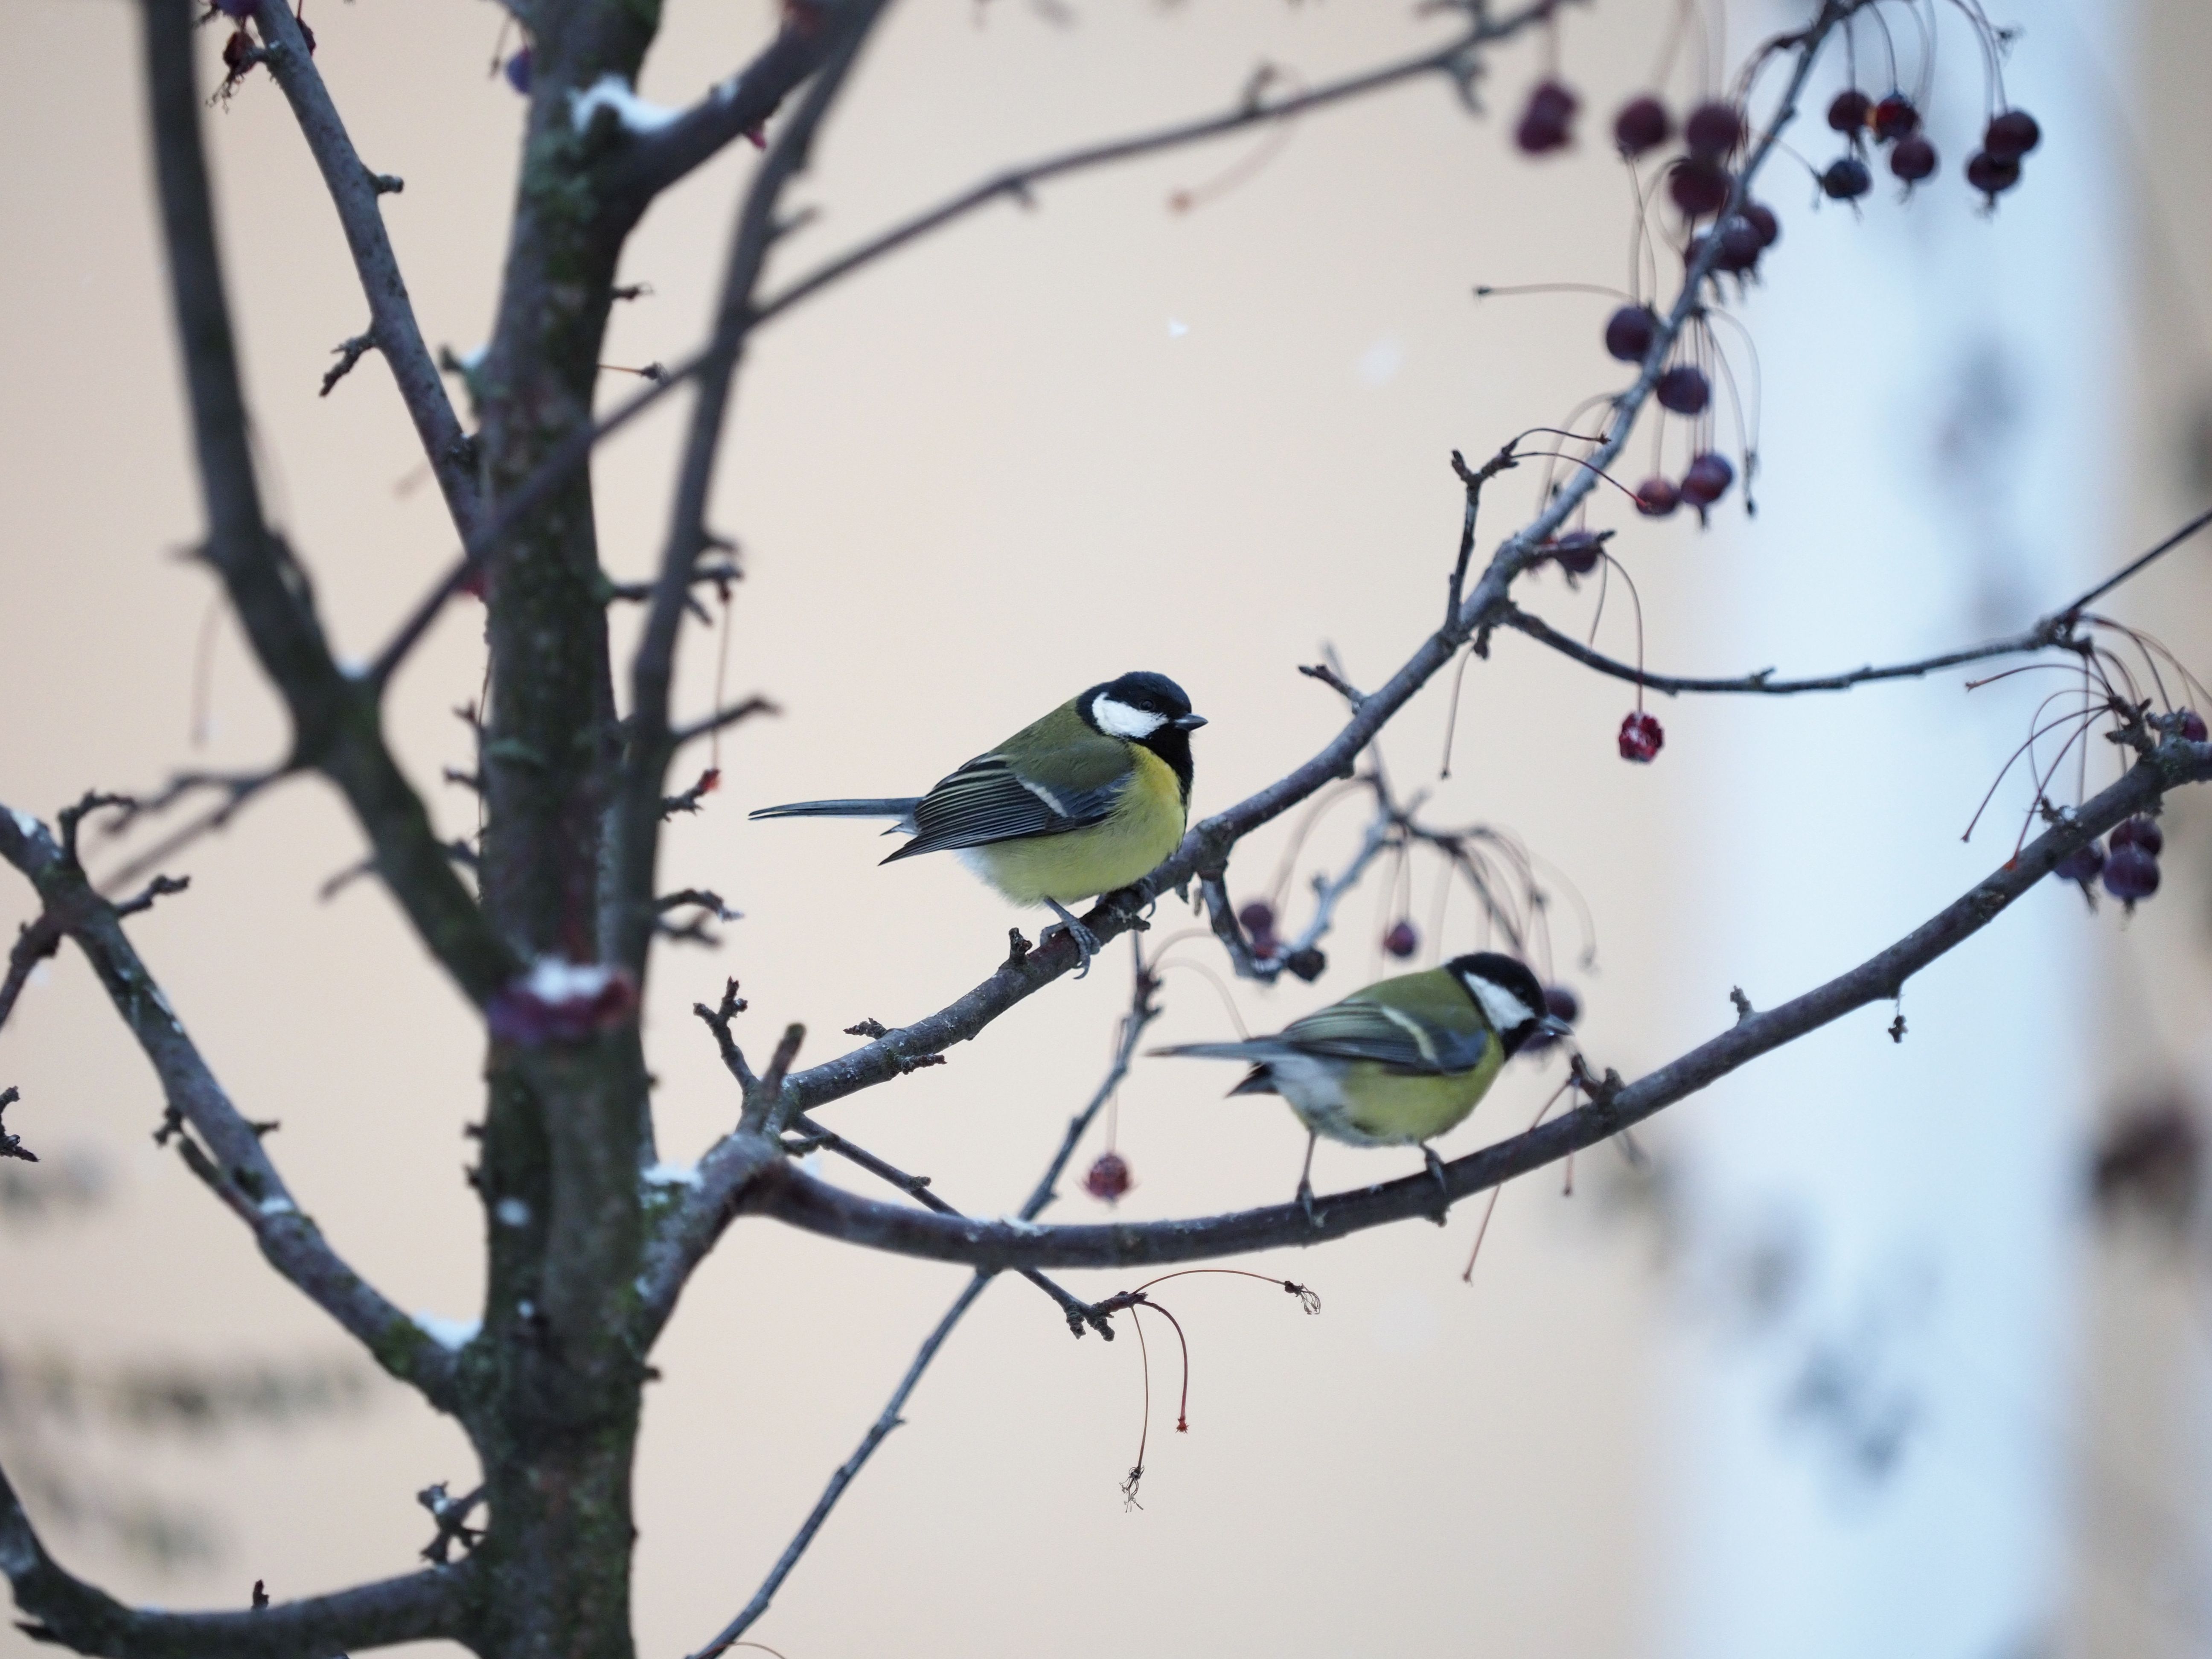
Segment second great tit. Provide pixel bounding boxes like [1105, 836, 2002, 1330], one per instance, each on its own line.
[749, 671, 1206, 972]
[1155, 952, 1564, 1218]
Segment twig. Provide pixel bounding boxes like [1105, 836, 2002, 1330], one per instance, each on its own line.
[320, 330, 375, 397]
[684, 1273, 994, 1659]
[0, 1087, 35, 1164]
[248, 0, 479, 536]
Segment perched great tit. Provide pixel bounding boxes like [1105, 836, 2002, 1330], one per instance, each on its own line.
[1155, 952, 1565, 1218]
[749, 672, 1206, 972]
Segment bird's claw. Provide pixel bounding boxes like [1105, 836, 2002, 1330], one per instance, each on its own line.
[1042, 900, 1101, 979]
[1297, 1177, 1323, 1229]
[1423, 1145, 1451, 1225]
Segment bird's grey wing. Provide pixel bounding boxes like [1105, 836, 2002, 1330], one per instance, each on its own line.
[1276, 1001, 1493, 1074]
[882, 754, 1125, 861]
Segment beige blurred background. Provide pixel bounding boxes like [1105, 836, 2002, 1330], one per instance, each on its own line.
[1, 0, 2208, 1655]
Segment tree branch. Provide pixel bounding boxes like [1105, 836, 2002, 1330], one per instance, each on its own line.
[732, 735, 2212, 1271]
[137, 0, 513, 1006]
[594, 16, 849, 232]
[0, 805, 462, 1413]
[248, 0, 478, 538]
[2, 1453, 471, 1657]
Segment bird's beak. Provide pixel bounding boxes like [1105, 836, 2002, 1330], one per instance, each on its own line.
[1171, 713, 1208, 731]
[1537, 1016, 1574, 1039]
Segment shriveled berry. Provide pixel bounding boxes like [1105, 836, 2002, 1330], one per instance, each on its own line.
[1548, 530, 1604, 575]
[1684, 101, 1745, 160]
[2052, 840, 2105, 887]
[1740, 201, 1780, 247]
[2111, 815, 2164, 857]
[221, 27, 254, 73]
[1516, 79, 1579, 154]
[1679, 451, 1735, 506]
[1668, 156, 1732, 217]
[2102, 844, 2160, 904]
[1827, 88, 1873, 134]
[1655, 364, 1711, 414]
[297, 15, 314, 52]
[1084, 1152, 1132, 1203]
[1634, 476, 1680, 517]
[1382, 920, 1419, 959]
[2176, 708, 2208, 742]
[1618, 710, 1664, 763]
[1614, 94, 1671, 157]
[1965, 150, 2021, 199]
[1284, 946, 1327, 982]
[1889, 136, 1937, 182]
[1871, 94, 1920, 143]
[504, 47, 533, 94]
[1604, 304, 1658, 363]
[1983, 109, 2041, 160]
[1237, 899, 1276, 937]
[1821, 156, 1873, 200]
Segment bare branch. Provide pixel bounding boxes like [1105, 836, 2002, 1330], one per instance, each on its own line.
[0, 805, 462, 1412]
[248, 0, 480, 537]
[2, 1453, 472, 1656]
[737, 736, 2212, 1271]
[137, 0, 513, 1005]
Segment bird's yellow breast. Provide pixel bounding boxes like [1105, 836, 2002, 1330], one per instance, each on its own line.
[1274, 1046, 1505, 1148]
[963, 747, 1186, 905]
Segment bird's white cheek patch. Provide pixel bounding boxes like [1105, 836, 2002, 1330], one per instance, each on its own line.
[1091, 697, 1167, 739]
[1466, 976, 1536, 1035]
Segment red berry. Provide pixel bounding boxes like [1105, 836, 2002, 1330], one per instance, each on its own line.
[1237, 899, 1276, 936]
[1548, 530, 1604, 575]
[2176, 709, 2208, 743]
[1821, 156, 1873, 200]
[1683, 101, 1745, 160]
[1668, 156, 1732, 217]
[1084, 1152, 1132, 1203]
[2102, 844, 2159, 904]
[1614, 95, 1671, 157]
[1965, 151, 2022, 199]
[2052, 840, 2105, 887]
[1655, 364, 1711, 414]
[504, 47, 533, 94]
[1618, 710, 1664, 763]
[1604, 305, 1658, 363]
[221, 27, 254, 73]
[2110, 815, 2164, 857]
[1679, 451, 1735, 506]
[1889, 136, 1937, 183]
[1634, 476, 1680, 518]
[1515, 79, 1579, 155]
[1827, 89, 1873, 134]
[1871, 95, 1920, 143]
[1983, 109, 2041, 161]
[1740, 201, 1780, 248]
[1382, 920, 1419, 959]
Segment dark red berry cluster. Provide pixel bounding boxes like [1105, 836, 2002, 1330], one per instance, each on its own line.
[2055, 814, 2163, 909]
[1827, 86, 2040, 204]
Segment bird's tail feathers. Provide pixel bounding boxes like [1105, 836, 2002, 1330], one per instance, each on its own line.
[748, 797, 921, 823]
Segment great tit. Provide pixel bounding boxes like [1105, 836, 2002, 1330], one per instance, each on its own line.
[749, 671, 1206, 972]
[1155, 952, 1565, 1218]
